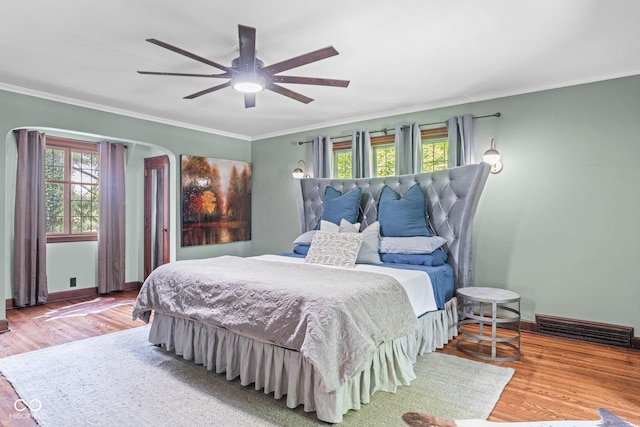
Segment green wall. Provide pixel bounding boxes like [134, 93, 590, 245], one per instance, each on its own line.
[4, 75, 639, 335]
[252, 75, 640, 332]
[1, 89, 251, 322]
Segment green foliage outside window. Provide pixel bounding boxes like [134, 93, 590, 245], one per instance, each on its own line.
[70, 151, 99, 233]
[374, 145, 395, 177]
[372, 139, 447, 176]
[422, 138, 448, 172]
[45, 144, 99, 237]
[45, 148, 65, 233]
[332, 130, 449, 179]
[334, 150, 352, 179]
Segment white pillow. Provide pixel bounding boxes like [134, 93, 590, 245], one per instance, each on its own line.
[379, 236, 447, 254]
[293, 230, 316, 245]
[341, 221, 381, 264]
[305, 231, 364, 268]
[293, 219, 360, 246]
[320, 219, 380, 264]
[320, 219, 360, 233]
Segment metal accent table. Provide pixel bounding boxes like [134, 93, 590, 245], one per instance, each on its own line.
[456, 287, 521, 362]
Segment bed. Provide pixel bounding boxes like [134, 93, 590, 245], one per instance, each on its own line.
[132, 163, 490, 423]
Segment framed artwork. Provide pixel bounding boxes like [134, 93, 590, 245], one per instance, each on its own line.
[181, 155, 252, 247]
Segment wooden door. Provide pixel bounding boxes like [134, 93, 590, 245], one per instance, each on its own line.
[144, 155, 170, 279]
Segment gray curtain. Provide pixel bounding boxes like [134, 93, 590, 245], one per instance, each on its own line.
[98, 141, 126, 293]
[351, 130, 372, 178]
[13, 129, 48, 307]
[447, 114, 475, 167]
[394, 122, 422, 175]
[312, 136, 332, 178]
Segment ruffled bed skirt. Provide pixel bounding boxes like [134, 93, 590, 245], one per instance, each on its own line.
[148, 297, 458, 423]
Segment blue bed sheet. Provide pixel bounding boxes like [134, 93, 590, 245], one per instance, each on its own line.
[278, 253, 454, 315]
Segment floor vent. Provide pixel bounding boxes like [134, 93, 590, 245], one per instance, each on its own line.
[535, 314, 634, 348]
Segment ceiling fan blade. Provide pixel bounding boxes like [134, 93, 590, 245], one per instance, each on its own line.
[184, 81, 232, 99]
[261, 46, 339, 75]
[146, 38, 234, 73]
[266, 82, 313, 104]
[271, 75, 350, 87]
[244, 93, 256, 108]
[238, 25, 257, 73]
[137, 71, 231, 78]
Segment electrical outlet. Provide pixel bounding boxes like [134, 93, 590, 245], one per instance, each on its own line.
[70, 277, 77, 287]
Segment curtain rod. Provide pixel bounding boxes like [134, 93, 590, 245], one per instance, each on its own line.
[15, 130, 129, 149]
[297, 112, 501, 145]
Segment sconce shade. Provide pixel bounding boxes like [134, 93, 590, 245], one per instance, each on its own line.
[483, 138, 503, 173]
[292, 168, 304, 179]
[483, 149, 501, 165]
[292, 160, 308, 178]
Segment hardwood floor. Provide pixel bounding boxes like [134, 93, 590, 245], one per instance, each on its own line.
[440, 330, 640, 425]
[1, 291, 639, 426]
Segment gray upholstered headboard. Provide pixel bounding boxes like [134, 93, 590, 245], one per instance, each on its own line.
[292, 163, 490, 290]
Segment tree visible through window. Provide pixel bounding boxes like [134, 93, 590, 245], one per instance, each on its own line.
[44, 137, 99, 242]
[332, 127, 449, 179]
[333, 140, 352, 179]
[421, 126, 449, 172]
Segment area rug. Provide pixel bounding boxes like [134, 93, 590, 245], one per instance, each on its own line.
[0, 326, 514, 426]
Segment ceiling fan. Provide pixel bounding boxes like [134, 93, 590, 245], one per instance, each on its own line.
[138, 24, 350, 108]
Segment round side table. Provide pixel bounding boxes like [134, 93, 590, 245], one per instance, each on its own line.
[456, 287, 521, 362]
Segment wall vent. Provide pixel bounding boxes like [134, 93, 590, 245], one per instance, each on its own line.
[535, 314, 634, 348]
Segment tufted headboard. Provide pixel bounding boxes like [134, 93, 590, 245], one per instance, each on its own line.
[292, 163, 490, 290]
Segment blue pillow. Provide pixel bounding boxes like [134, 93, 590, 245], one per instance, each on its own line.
[380, 250, 447, 266]
[293, 244, 310, 255]
[377, 184, 432, 237]
[320, 187, 362, 226]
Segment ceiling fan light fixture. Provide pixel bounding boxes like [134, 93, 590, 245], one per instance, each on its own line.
[139, 25, 349, 107]
[232, 73, 265, 93]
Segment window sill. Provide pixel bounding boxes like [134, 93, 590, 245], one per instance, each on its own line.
[47, 234, 98, 244]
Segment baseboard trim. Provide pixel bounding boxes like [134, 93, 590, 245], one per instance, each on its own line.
[0, 318, 9, 334]
[521, 319, 539, 333]
[5, 282, 142, 310]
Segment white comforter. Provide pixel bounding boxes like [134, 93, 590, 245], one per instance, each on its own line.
[132, 255, 424, 392]
[255, 255, 438, 316]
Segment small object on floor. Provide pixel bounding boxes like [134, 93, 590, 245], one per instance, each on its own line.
[402, 412, 457, 426]
[402, 408, 637, 427]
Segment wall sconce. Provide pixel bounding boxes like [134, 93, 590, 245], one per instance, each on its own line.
[483, 138, 503, 174]
[292, 160, 309, 178]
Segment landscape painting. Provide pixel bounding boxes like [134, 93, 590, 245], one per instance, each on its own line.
[181, 155, 252, 247]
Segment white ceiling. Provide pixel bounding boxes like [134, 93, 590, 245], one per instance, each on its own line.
[2, 0, 639, 141]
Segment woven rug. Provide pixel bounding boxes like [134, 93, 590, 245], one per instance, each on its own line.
[0, 326, 514, 426]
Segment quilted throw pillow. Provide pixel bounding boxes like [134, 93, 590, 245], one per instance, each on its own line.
[305, 231, 364, 268]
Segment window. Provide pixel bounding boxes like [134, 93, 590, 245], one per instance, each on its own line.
[368, 134, 395, 177]
[45, 137, 99, 243]
[332, 127, 449, 179]
[333, 140, 352, 179]
[421, 128, 448, 172]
